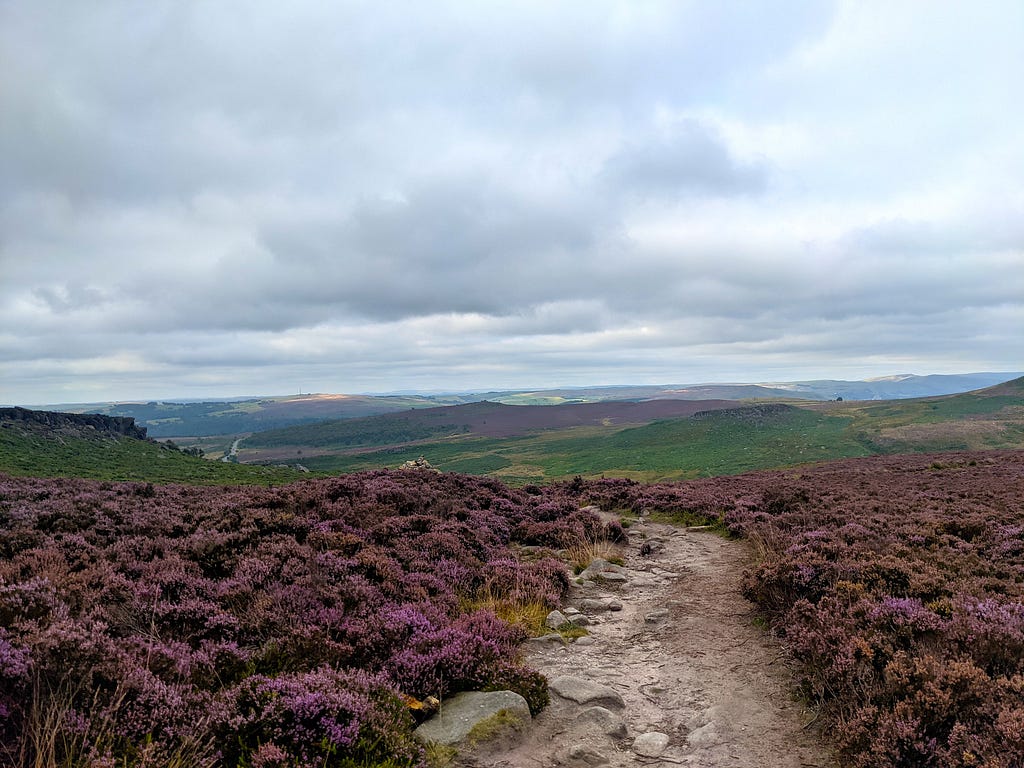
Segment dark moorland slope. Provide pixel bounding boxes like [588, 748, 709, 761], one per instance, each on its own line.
[242, 398, 741, 449]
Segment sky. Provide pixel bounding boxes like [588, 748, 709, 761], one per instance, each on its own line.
[1, 1, 1022, 405]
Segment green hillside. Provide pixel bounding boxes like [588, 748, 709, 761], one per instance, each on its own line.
[0, 426, 301, 485]
[282, 404, 873, 483]
[248, 379, 1024, 484]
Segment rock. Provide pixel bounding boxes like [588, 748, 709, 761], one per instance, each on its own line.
[546, 610, 570, 630]
[579, 598, 609, 613]
[568, 613, 590, 627]
[528, 632, 565, 645]
[607, 599, 623, 612]
[595, 572, 627, 583]
[564, 607, 582, 616]
[687, 721, 720, 747]
[567, 744, 609, 765]
[574, 636, 595, 646]
[414, 690, 530, 747]
[549, 676, 625, 709]
[644, 608, 670, 623]
[632, 731, 670, 757]
[579, 559, 627, 581]
[575, 706, 628, 738]
[399, 456, 439, 472]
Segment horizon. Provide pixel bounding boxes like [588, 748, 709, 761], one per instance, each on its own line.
[7, 369, 1022, 409]
[2, 3, 1022, 405]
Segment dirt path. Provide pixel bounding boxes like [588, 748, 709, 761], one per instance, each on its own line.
[479, 520, 835, 767]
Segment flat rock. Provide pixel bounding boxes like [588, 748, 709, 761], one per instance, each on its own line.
[632, 731, 670, 757]
[645, 608, 670, 623]
[579, 598, 609, 613]
[528, 632, 565, 645]
[567, 744, 609, 765]
[687, 721, 720, 747]
[579, 559, 627, 581]
[414, 690, 530, 747]
[549, 676, 625, 709]
[575, 706, 628, 738]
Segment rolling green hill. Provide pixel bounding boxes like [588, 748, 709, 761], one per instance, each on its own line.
[0, 409, 301, 485]
[6, 378, 1022, 486]
[241, 378, 1024, 484]
[265, 404, 874, 483]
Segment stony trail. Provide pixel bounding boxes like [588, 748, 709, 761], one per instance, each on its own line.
[473, 521, 836, 767]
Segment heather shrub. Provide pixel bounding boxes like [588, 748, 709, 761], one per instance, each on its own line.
[222, 667, 422, 768]
[0, 469, 618, 766]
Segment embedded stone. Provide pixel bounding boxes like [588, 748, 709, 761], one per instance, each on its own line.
[632, 731, 670, 757]
[549, 676, 625, 709]
[575, 706, 628, 738]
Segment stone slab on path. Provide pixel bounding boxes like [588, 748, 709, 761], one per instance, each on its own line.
[549, 676, 625, 709]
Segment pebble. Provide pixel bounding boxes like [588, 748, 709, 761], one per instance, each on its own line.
[607, 599, 623, 611]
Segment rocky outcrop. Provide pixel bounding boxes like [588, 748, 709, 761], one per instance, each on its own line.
[0, 407, 147, 440]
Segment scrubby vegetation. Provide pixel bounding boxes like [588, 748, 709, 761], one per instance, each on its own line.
[569, 451, 1024, 768]
[0, 470, 622, 767]
[4, 428, 1023, 767]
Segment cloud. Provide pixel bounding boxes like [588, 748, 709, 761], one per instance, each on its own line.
[1, 0, 1022, 404]
[602, 120, 767, 198]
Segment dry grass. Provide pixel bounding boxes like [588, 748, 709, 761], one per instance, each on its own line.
[19, 673, 216, 768]
[565, 537, 623, 574]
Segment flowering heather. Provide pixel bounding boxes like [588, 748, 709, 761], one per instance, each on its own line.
[0, 470, 595, 767]
[567, 451, 1024, 768]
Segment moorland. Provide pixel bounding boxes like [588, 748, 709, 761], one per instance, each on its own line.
[2, 375, 1024, 767]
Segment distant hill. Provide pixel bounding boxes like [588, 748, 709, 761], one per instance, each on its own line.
[243, 377, 1024, 483]
[19, 371, 1021, 439]
[46, 393, 481, 437]
[240, 398, 741, 453]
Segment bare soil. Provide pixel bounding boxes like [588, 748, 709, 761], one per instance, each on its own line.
[470, 521, 836, 767]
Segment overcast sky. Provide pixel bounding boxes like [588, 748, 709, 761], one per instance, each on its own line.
[2, 1, 1022, 404]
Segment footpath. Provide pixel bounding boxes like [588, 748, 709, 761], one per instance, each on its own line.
[475, 518, 836, 767]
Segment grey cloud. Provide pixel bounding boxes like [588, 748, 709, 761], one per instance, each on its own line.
[1, 0, 1022, 404]
[602, 121, 767, 198]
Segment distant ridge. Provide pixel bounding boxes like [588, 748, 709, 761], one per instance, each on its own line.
[0, 406, 148, 440]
